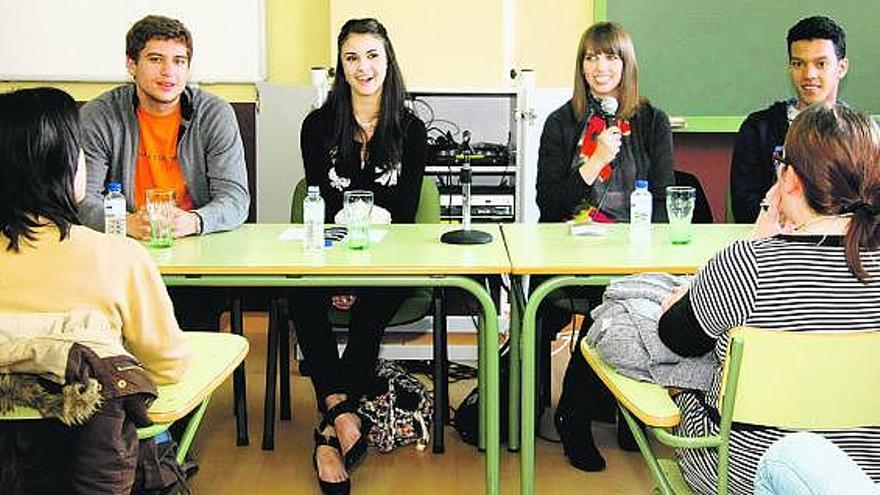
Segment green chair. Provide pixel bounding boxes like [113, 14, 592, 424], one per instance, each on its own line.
[725, 188, 736, 224]
[265, 177, 451, 452]
[1, 332, 248, 486]
[581, 326, 880, 494]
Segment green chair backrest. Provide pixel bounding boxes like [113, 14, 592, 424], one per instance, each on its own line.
[724, 189, 735, 224]
[290, 178, 309, 223]
[721, 326, 880, 429]
[290, 177, 440, 224]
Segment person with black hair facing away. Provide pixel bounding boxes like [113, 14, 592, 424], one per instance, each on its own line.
[730, 15, 849, 223]
[292, 18, 426, 495]
[659, 103, 880, 494]
[535, 21, 674, 472]
[0, 88, 190, 494]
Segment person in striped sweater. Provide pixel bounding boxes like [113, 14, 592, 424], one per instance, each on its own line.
[657, 103, 880, 494]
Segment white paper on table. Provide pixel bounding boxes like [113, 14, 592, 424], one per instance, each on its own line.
[569, 222, 608, 237]
[278, 227, 387, 244]
[278, 227, 304, 242]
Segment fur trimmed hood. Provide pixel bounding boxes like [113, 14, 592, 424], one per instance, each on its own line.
[0, 374, 102, 426]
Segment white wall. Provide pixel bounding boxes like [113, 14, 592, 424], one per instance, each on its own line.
[255, 83, 314, 222]
[0, 0, 265, 82]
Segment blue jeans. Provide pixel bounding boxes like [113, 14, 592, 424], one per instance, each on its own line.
[754, 431, 878, 494]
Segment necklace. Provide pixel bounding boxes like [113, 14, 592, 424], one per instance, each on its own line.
[793, 214, 848, 233]
[354, 115, 378, 132]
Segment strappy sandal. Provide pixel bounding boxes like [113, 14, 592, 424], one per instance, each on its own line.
[324, 399, 370, 470]
[312, 428, 351, 495]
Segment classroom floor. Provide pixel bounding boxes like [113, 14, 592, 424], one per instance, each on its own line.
[187, 312, 656, 494]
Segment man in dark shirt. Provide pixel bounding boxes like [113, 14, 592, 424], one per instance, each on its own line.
[730, 16, 848, 223]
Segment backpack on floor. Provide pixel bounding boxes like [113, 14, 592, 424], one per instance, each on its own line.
[358, 360, 433, 453]
[132, 433, 197, 495]
[452, 347, 510, 446]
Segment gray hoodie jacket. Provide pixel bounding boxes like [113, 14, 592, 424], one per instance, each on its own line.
[78, 84, 249, 234]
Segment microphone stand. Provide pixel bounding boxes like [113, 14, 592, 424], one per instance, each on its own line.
[440, 150, 493, 245]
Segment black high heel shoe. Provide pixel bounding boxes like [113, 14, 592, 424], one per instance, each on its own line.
[554, 406, 607, 472]
[313, 428, 351, 495]
[324, 399, 369, 470]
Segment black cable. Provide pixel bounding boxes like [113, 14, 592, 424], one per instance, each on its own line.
[395, 359, 478, 383]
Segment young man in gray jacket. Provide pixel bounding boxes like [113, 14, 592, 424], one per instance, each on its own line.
[79, 15, 249, 238]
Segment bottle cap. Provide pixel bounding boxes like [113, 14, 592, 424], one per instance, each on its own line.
[308, 185, 319, 194]
[634, 180, 648, 189]
[108, 182, 122, 192]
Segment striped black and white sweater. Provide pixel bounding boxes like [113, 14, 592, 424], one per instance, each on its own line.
[658, 234, 880, 495]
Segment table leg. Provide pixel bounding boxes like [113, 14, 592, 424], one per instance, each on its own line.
[230, 297, 249, 446]
[478, 310, 487, 451]
[475, 285, 500, 495]
[432, 287, 447, 453]
[160, 274, 501, 494]
[262, 298, 279, 450]
[507, 276, 526, 452]
[278, 298, 292, 421]
[521, 276, 590, 495]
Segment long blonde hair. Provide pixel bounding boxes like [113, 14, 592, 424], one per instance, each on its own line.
[572, 22, 640, 121]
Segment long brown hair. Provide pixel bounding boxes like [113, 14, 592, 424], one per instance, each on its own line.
[572, 22, 640, 121]
[785, 103, 880, 281]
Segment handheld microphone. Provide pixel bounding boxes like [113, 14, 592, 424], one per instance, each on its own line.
[597, 96, 619, 127]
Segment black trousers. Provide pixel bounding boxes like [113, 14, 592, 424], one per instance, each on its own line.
[288, 287, 409, 410]
[167, 287, 229, 331]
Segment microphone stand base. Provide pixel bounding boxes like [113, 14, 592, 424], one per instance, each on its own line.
[440, 229, 493, 245]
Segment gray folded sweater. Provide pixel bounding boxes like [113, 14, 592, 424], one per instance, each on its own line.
[585, 272, 716, 391]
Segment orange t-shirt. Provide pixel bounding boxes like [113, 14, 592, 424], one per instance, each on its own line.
[133, 106, 194, 211]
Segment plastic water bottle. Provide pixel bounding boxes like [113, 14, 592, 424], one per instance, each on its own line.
[630, 179, 652, 243]
[303, 185, 325, 252]
[103, 182, 127, 236]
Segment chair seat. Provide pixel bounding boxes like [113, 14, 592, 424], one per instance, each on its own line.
[1, 332, 247, 426]
[328, 288, 433, 327]
[581, 340, 681, 428]
[657, 458, 694, 495]
[149, 332, 249, 424]
[1, 332, 247, 462]
[549, 295, 591, 315]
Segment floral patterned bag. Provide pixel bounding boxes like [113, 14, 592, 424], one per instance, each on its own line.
[358, 360, 433, 453]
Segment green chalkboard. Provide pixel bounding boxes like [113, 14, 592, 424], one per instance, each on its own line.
[601, 0, 879, 131]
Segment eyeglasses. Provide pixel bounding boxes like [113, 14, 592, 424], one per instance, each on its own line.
[772, 146, 793, 175]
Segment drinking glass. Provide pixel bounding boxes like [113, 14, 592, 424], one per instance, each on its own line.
[146, 189, 175, 248]
[343, 190, 373, 250]
[666, 186, 696, 244]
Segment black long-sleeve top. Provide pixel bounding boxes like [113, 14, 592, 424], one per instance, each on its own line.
[300, 106, 427, 223]
[729, 100, 789, 223]
[536, 99, 675, 223]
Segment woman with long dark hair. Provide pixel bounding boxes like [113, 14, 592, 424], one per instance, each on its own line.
[659, 103, 880, 494]
[292, 18, 427, 494]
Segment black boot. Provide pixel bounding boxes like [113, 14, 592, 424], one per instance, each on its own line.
[554, 403, 606, 471]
